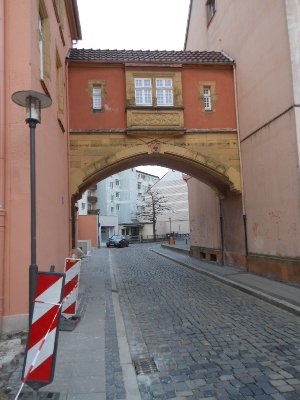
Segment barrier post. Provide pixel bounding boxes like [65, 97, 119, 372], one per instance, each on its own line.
[60, 257, 81, 331]
[22, 271, 65, 392]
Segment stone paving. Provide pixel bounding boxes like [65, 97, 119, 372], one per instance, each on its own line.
[110, 244, 300, 400]
[2, 245, 300, 399]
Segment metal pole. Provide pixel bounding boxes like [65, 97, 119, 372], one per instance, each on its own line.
[29, 121, 38, 323]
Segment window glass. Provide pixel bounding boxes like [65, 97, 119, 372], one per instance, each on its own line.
[93, 86, 101, 110]
[135, 78, 152, 106]
[203, 87, 212, 111]
[156, 78, 173, 106]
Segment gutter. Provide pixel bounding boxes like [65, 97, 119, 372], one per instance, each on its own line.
[233, 64, 249, 267]
[0, 0, 6, 329]
[184, 0, 193, 50]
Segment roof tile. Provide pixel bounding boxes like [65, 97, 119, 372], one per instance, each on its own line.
[67, 49, 234, 65]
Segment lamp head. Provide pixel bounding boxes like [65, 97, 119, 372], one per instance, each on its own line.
[11, 90, 52, 124]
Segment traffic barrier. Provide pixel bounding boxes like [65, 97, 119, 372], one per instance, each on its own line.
[61, 258, 81, 318]
[22, 272, 65, 390]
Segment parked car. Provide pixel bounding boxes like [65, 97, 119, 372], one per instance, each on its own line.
[106, 235, 129, 248]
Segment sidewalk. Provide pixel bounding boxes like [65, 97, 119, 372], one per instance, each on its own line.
[154, 242, 300, 316]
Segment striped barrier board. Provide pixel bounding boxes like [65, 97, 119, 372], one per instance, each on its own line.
[22, 272, 65, 389]
[61, 258, 81, 319]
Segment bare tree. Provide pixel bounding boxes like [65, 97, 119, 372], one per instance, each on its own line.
[137, 189, 172, 241]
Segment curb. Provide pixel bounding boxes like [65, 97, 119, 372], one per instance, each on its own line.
[161, 243, 190, 255]
[152, 249, 300, 317]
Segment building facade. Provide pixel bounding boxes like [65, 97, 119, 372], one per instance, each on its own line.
[141, 170, 190, 239]
[0, 0, 81, 331]
[78, 168, 159, 244]
[185, 0, 300, 282]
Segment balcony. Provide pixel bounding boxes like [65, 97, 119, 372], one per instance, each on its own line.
[88, 210, 99, 215]
[88, 195, 98, 203]
[88, 184, 97, 190]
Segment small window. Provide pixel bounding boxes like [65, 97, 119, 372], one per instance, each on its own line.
[110, 182, 114, 189]
[111, 207, 114, 213]
[116, 204, 120, 211]
[203, 87, 212, 111]
[93, 86, 101, 110]
[206, 0, 216, 24]
[111, 195, 114, 201]
[138, 182, 141, 189]
[156, 78, 173, 106]
[116, 192, 120, 198]
[115, 179, 120, 186]
[81, 203, 86, 210]
[135, 78, 152, 106]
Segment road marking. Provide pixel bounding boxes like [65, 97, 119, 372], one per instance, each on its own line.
[109, 254, 141, 400]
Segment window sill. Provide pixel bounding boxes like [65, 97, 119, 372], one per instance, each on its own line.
[126, 105, 184, 111]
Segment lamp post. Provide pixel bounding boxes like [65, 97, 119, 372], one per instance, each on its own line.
[11, 90, 52, 322]
[96, 208, 100, 248]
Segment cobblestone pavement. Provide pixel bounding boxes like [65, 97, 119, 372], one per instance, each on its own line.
[109, 244, 300, 400]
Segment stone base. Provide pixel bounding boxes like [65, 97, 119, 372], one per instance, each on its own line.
[248, 253, 300, 284]
[59, 315, 80, 331]
[14, 391, 60, 399]
[2, 314, 28, 333]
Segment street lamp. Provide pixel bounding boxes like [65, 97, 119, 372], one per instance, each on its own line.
[11, 90, 52, 322]
[96, 208, 100, 248]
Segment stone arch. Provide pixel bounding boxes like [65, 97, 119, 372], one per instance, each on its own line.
[70, 138, 241, 201]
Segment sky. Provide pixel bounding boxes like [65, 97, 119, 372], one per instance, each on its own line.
[76, 0, 191, 177]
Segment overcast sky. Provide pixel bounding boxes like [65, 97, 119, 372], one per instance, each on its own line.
[76, 0, 190, 177]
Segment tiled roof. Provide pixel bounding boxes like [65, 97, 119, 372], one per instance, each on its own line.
[67, 49, 234, 64]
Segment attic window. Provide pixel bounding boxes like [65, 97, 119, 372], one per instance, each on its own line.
[206, 0, 216, 25]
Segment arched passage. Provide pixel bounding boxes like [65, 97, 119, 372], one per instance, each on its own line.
[70, 133, 241, 201]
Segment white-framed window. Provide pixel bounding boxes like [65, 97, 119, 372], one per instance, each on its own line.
[203, 87, 212, 111]
[206, 0, 216, 24]
[111, 195, 114, 201]
[156, 78, 173, 106]
[110, 182, 114, 189]
[81, 203, 86, 210]
[135, 78, 152, 106]
[111, 207, 114, 213]
[116, 192, 120, 198]
[116, 204, 120, 211]
[93, 86, 101, 110]
[115, 179, 120, 186]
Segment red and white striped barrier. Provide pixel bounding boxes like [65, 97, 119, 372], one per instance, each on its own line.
[61, 258, 81, 318]
[22, 272, 65, 389]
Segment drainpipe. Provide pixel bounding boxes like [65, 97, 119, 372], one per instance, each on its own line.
[65, 58, 73, 254]
[219, 199, 224, 265]
[233, 64, 249, 270]
[0, 0, 6, 328]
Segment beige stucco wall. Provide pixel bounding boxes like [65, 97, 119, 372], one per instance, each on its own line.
[1, 0, 77, 331]
[185, 0, 300, 267]
[188, 178, 220, 249]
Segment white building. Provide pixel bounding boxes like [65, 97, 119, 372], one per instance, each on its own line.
[78, 168, 159, 244]
[141, 170, 190, 239]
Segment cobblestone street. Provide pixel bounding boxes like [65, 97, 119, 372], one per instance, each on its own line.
[109, 244, 300, 400]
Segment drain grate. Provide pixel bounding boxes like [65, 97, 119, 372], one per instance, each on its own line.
[133, 357, 158, 375]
